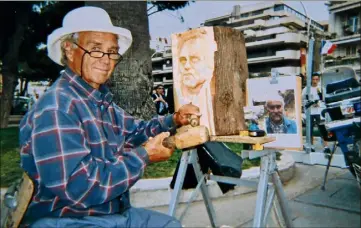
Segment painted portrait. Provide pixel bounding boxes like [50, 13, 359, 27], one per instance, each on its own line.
[247, 76, 303, 149]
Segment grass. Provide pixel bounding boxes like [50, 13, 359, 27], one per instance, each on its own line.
[0, 127, 284, 187]
[0, 127, 22, 187]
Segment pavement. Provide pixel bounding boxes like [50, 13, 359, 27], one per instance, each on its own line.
[149, 164, 360, 228]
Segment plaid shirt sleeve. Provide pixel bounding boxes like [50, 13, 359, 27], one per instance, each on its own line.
[32, 109, 152, 208]
[120, 110, 177, 148]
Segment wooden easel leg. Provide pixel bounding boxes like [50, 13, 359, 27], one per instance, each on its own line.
[168, 151, 190, 217]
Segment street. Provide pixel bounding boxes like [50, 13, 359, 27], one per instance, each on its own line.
[151, 163, 360, 227]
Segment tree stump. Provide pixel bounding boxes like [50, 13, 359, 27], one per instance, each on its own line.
[171, 26, 248, 136]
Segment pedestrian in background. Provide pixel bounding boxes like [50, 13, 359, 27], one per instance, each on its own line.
[152, 84, 169, 115]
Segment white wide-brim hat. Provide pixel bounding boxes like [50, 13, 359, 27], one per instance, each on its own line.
[47, 6, 133, 66]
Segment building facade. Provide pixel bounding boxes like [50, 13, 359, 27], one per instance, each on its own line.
[203, 1, 325, 77]
[325, 1, 361, 76]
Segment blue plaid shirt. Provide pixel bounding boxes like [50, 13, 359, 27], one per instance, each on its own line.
[19, 68, 176, 224]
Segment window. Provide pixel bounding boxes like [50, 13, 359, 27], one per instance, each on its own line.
[346, 46, 357, 56]
[274, 4, 284, 11]
[349, 16, 359, 33]
[252, 10, 264, 16]
[241, 13, 249, 18]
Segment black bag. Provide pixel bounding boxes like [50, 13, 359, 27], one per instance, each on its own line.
[170, 142, 243, 194]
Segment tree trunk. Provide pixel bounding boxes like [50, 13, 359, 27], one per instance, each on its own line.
[0, 11, 28, 128]
[86, 1, 156, 120]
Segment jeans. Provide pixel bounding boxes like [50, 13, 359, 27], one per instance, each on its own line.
[30, 207, 182, 228]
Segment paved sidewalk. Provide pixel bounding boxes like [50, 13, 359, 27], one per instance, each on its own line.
[150, 164, 360, 227]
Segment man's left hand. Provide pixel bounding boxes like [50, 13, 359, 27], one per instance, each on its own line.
[173, 103, 201, 126]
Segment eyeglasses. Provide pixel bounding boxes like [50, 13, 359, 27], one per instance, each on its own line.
[73, 42, 123, 61]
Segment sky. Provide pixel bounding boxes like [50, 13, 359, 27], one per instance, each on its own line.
[148, 1, 329, 48]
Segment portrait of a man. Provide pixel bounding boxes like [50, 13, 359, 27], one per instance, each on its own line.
[247, 76, 302, 150]
[264, 94, 297, 134]
[172, 27, 217, 134]
[178, 35, 214, 103]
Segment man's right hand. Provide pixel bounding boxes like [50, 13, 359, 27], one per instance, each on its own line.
[143, 132, 174, 163]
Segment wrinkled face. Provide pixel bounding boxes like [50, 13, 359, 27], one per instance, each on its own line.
[266, 100, 284, 123]
[66, 31, 119, 89]
[179, 38, 208, 90]
[312, 76, 320, 87]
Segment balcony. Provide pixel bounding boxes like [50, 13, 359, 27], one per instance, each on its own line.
[324, 56, 360, 69]
[246, 33, 307, 48]
[330, 32, 361, 45]
[329, 1, 361, 13]
[248, 50, 300, 64]
[152, 67, 173, 76]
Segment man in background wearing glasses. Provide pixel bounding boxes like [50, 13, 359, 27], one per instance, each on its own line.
[152, 84, 169, 115]
[19, 6, 199, 227]
[264, 94, 297, 134]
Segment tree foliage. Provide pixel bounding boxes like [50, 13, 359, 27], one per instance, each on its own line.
[147, 1, 193, 17]
[0, 1, 83, 82]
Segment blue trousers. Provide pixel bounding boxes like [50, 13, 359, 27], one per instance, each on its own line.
[30, 207, 182, 228]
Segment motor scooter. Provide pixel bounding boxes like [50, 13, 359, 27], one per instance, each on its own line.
[317, 66, 361, 189]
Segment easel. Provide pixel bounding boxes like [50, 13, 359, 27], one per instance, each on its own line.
[168, 135, 294, 228]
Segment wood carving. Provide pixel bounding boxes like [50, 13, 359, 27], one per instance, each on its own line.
[171, 26, 248, 136]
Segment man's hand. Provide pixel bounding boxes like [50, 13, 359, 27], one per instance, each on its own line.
[173, 103, 201, 127]
[143, 132, 174, 163]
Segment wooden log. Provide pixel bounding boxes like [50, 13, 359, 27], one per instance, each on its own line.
[171, 26, 248, 136]
[162, 125, 210, 150]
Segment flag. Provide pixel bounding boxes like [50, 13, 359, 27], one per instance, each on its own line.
[321, 40, 337, 55]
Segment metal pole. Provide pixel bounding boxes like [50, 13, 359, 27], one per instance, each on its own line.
[305, 35, 315, 153]
[300, 1, 315, 153]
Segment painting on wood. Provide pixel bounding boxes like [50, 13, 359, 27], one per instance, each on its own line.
[171, 26, 249, 136]
[246, 76, 303, 150]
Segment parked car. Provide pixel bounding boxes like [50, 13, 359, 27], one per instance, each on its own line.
[11, 96, 31, 115]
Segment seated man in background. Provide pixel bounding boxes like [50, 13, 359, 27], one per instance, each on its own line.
[19, 6, 198, 227]
[152, 84, 169, 115]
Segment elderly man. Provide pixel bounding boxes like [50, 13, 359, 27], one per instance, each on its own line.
[264, 94, 297, 134]
[19, 6, 199, 227]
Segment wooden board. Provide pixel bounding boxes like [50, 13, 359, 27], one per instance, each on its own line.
[210, 135, 276, 145]
[171, 26, 248, 136]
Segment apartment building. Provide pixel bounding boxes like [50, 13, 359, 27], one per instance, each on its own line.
[203, 1, 325, 77]
[325, 1, 360, 76]
[151, 46, 173, 87]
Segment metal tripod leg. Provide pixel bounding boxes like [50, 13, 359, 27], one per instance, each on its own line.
[253, 154, 270, 227]
[168, 151, 190, 216]
[253, 151, 294, 228]
[271, 171, 294, 228]
[189, 149, 218, 228]
[321, 142, 338, 191]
